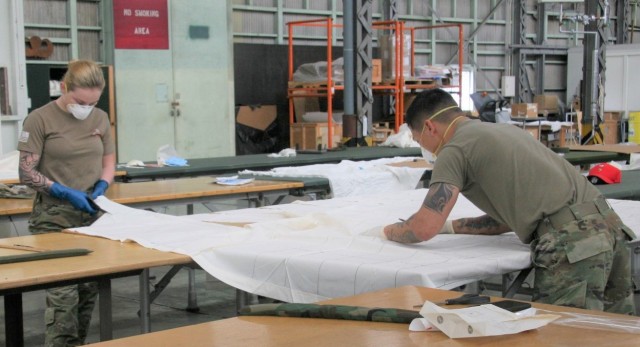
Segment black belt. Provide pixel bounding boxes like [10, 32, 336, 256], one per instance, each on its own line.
[536, 197, 611, 237]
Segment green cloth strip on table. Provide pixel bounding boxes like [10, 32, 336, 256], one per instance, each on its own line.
[0, 248, 92, 265]
[238, 303, 420, 324]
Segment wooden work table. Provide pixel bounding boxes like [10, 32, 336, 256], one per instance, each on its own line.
[87, 286, 640, 347]
[0, 176, 305, 217]
[0, 233, 190, 290]
[0, 233, 192, 346]
[0, 170, 127, 186]
[105, 176, 302, 205]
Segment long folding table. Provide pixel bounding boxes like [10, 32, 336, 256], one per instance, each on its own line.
[86, 285, 640, 347]
[119, 147, 423, 181]
[118, 146, 629, 182]
[0, 233, 191, 346]
[596, 169, 640, 200]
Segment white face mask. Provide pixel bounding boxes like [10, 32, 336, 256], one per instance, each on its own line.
[67, 104, 94, 120]
[421, 147, 436, 164]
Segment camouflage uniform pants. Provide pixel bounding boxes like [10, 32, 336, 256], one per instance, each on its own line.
[30, 193, 102, 347]
[531, 208, 636, 315]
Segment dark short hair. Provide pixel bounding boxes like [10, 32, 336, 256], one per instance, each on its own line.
[405, 89, 461, 129]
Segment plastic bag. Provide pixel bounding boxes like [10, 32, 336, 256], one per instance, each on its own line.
[293, 57, 344, 83]
[538, 309, 640, 334]
[157, 144, 188, 167]
[380, 124, 420, 148]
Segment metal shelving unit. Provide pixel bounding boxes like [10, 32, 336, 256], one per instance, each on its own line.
[286, 18, 465, 144]
[286, 18, 406, 149]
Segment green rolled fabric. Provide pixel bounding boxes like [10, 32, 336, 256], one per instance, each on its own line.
[0, 248, 92, 265]
[238, 303, 420, 324]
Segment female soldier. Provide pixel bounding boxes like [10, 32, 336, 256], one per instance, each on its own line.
[18, 60, 115, 346]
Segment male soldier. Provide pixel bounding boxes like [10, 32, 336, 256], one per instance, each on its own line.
[383, 88, 636, 314]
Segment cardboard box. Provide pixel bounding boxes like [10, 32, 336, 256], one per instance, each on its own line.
[236, 105, 277, 131]
[604, 112, 622, 122]
[601, 120, 619, 144]
[290, 122, 342, 150]
[534, 94, 559, 112]
[371, 122, 395, 144]
[372, 59, 382, 84]
[511, 103, 538, 118]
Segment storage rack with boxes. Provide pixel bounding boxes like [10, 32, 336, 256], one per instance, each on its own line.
[286, 18, 405, 149]
[286, 19, 463, 149]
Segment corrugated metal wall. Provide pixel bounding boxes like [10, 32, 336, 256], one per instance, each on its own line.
[231, 0, 636, 99]
[232, 0, 512, 94]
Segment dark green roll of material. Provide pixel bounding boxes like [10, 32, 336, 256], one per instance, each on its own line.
[0, 248, 92, 265]
[239, 303, 420, 324]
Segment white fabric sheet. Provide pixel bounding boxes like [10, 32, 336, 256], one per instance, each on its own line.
[240, 157, 425, 198]
[507, 120, 573, 132]
[74, 191, 640, 303]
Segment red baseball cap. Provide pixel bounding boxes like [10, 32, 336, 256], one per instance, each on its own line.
[587, 163, 621, 184]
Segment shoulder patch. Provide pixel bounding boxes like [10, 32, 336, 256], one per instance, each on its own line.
[18, 131, 29, 143]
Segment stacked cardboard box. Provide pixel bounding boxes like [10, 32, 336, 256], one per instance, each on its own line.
[372, 59, 382, 84]
[511, 103, 538, 118]
[290, 123, 342, 150]
[534, 94, 560, 114]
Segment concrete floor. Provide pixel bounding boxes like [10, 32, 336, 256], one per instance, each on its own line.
[0, 266, 240, 346]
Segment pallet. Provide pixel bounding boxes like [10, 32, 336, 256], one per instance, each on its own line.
[404, 78, 437, 86]
[288, 80, 343, 89]
[376, 78, 438, 86]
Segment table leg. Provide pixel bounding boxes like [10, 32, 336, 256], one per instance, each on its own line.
[256, 193, 265, 207]
[235, 289, 259, 312]
[186, 267, 199, 313]
[537, 121, 542, 140]
[98, 279, 113, 341]
[559, 127, 567, 147]
[503, 268, 533, 298]
[139, 269, 151, 333]
[4, 293, 24, 347]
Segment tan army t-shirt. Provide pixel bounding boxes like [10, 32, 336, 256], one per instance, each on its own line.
[430, 119, 601, 243]
[17, 101, 115, 192]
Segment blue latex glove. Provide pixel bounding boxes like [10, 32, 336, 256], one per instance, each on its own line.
[90, 179, 109, 199]
[49, 182, 97, 214]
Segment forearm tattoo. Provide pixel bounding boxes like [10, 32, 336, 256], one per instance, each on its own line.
[384, 216, 422, 244]
[455, 215, 508, 235]
[19, 151, 50, 193]
[423, 183, 455, 214]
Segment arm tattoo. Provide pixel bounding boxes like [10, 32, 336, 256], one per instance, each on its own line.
[385, 215, 422, 244]
[19, 151, 50, 193]
[455, 215, 509, 235]
[423, 183, 455, 214]
[386, 228, 421, 244]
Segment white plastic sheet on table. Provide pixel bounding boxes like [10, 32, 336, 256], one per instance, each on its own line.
[74, 190, 640, 303]
[242, 157, 426, 198]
